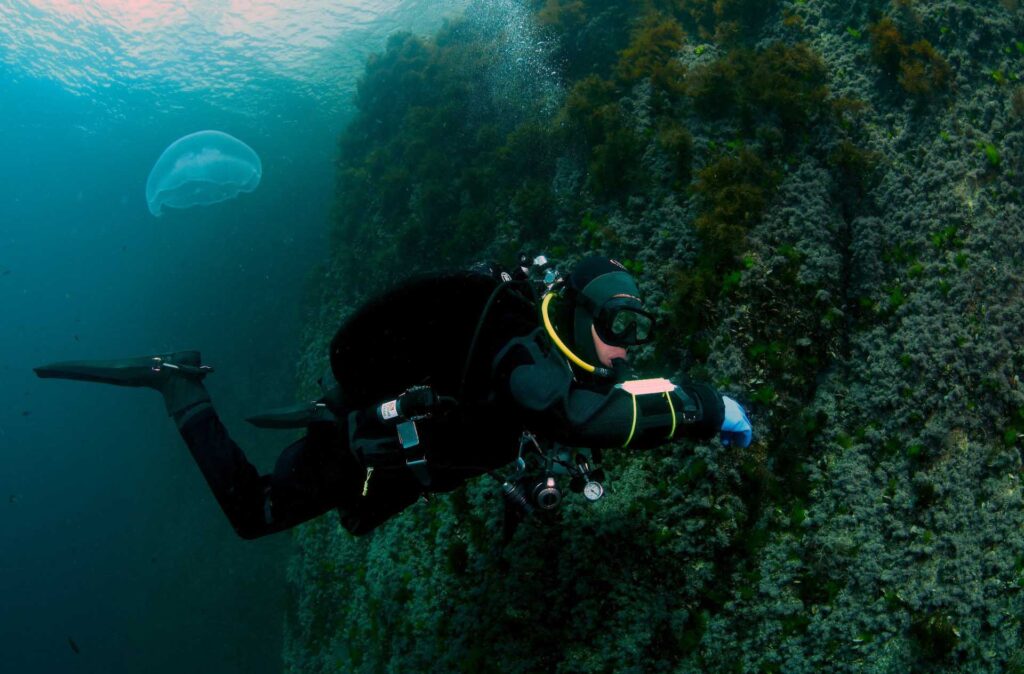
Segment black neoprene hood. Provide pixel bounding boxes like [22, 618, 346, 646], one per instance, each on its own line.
[567, 256, 642, 364]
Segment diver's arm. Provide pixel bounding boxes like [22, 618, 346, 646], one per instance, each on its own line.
[514, 368, 724, 449]
[495, 330, 725, 449]
[563, 378, 724, 449]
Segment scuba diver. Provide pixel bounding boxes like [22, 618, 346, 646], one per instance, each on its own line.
[34, 256, 752, 539]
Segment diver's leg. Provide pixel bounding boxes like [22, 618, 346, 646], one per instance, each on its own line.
[179, 407, 362, 538]
[176, 405, 270, 538]
[33, 351, 336, 537]
[338, 469, 423, 536]
[260, 419, 364, 533]
[181, 401, 418, 538]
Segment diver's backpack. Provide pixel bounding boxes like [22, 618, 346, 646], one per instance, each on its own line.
[327, 270, 536, 411]
[247, 269, 535, 431]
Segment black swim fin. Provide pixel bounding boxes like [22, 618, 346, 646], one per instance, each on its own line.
[34, 351, 213, 420]
[246, 401, 335, 429]
[34, 351, 211, 386]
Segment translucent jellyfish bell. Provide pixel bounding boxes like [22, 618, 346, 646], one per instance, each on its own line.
[145, 130, 262, 216]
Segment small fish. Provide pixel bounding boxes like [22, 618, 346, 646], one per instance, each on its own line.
[8, 494, 17, 504]
[73, 334, 79, 342]
[0, 268, 9, 276]
[68, 636, 80, 654]
[21, 410, 31, 417]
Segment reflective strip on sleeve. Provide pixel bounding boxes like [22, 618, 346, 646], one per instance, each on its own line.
[664, 391, 677, 439]
[623, 393, 638, 448]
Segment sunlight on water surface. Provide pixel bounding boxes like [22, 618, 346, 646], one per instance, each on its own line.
[3, 0, 467, 116]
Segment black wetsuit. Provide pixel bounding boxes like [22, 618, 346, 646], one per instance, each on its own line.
[178, 273, 725, 539]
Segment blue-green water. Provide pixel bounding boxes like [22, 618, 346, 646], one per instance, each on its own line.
[0, 2, 462, 671]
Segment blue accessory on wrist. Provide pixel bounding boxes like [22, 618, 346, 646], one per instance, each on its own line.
[720, 396, 752, 448]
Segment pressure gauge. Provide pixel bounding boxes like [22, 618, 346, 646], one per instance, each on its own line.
[582, 481, 604, 502]
[533, 477, 562, 510]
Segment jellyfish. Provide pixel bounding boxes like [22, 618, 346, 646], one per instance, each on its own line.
[145, 130, 262, 216]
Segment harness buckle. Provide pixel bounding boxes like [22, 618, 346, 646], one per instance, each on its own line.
[397, 420, 431, 487]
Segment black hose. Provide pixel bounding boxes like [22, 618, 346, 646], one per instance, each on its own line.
[457, 279, 533, 401]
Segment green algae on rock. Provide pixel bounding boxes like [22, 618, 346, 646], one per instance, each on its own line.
[288, 0, 1024, 671]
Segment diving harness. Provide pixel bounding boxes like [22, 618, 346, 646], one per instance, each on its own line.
[244, 253, 610, 525]
[462, 255, 612, 521]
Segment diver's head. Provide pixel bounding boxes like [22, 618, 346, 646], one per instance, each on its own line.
[565, 256, 656, 368]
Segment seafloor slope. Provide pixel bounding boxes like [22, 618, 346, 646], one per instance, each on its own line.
[286, 1, 1024, 671]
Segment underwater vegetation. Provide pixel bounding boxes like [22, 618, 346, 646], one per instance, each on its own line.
[676, 0, 782, 44]
[289, 0, 1024, 671]
[145, 130, 261, 217]
[330, 21, 563, 300]
[868, 16, 951, 97]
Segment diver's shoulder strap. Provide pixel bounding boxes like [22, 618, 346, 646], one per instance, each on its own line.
[492, 326, 551, 371]
[493, 328, 573, 411]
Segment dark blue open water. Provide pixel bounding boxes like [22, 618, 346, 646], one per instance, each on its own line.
[0, 2, 462, 672]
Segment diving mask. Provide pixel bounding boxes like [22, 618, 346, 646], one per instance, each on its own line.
[592, 296, 656, 347]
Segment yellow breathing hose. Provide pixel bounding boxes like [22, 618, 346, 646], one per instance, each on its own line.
[541, 292, 596, 373]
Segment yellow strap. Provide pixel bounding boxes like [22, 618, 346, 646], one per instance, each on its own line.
[623, 393, 638, 448]
[361, 467, 374, 497]
[664, 391, 677, 439]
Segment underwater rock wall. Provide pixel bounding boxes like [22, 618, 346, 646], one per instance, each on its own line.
[287, 1, 1024, 671]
